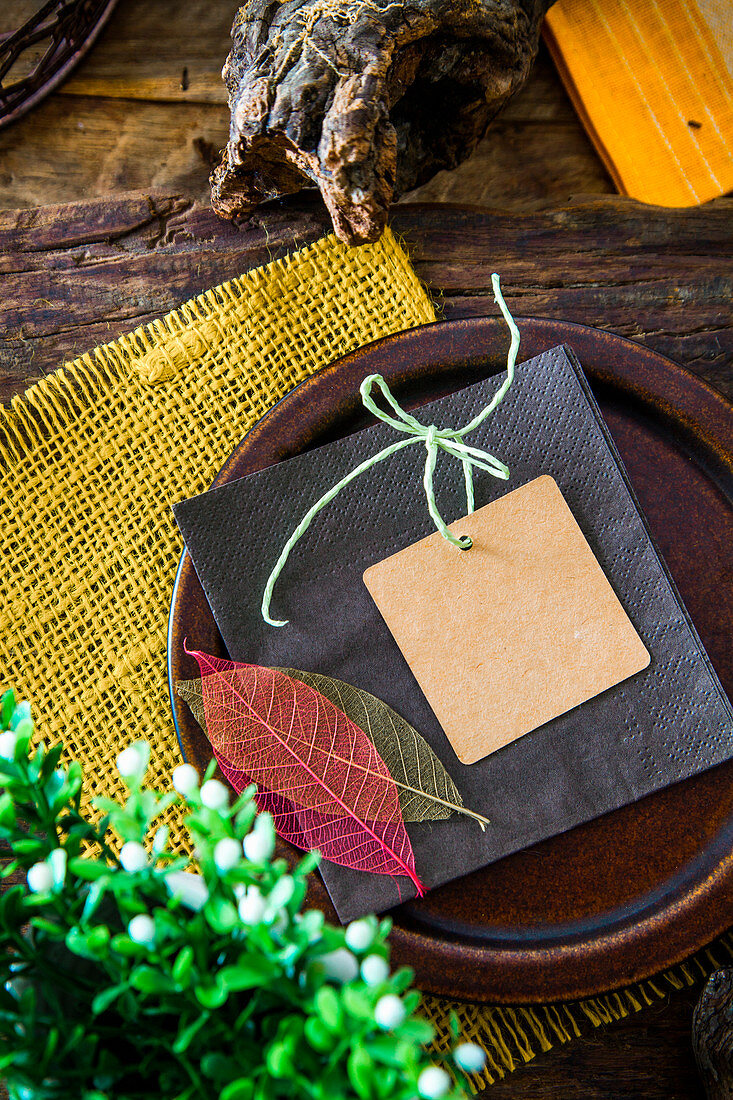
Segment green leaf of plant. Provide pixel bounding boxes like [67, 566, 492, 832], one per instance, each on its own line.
[194, 982, 228, 1009]
[172, 945, 195, 986]
[9, 701, 31, 731]
[201, 1052, 240, 1082]
[348, 1046, 374, 1099]
[365, 1035, 404, 1067]
[81, 880, 108, 924]
[30, 917, 65, 938]
[343, 986, 375, 1020]
[173, 1013, 209, 1054]
[203, 896, 239, 935]
[218, 957, 276, 992]
[220, 1080, 254, 1100]
[110, 933, 142, 956]
[0, 793, 15, 829]
[296, 850, 321, 876]
[266, 1041, 292, 1078]
[177, 674, 489, 830]
[130, 967, 175, 995]
[41, 743, 63, 778]
[315, 985, 342, 1031]
[69, 857, 111, 882]
[91, 984, 128, 1016]
[66, 925, 110, 960]
[1, 689, 16, 729]
[12, 837, 47, 857]
[397, 1019, 434, 1045]
[304, 1016, 332, 1052]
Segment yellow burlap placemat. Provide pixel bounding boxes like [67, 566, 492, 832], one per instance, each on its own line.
[0, 227, 721, 1088]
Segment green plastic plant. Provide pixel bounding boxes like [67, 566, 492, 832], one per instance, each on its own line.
[0, 690, 485, 1100]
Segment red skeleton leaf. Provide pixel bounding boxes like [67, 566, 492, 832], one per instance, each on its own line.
[186, 648, 424, 895]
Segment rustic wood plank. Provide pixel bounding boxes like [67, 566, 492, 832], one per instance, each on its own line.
[1, 193, 729, 1099]
[0, 194, 330, 399]
[2, 193, 729, 400]
[0, 96, 228, 209]
[395, 199, 733, 399]
[0, 0, 610, 217]
[402, 117, 614, 211]
[58, 0, 233, 104]
[477, 987, 705, 1100]
[1, 0, 232, 104]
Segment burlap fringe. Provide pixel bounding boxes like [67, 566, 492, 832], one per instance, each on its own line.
[424, 931, 733, 1089]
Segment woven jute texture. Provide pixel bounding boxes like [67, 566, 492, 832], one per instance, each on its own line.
[0, 226, 721, 1088]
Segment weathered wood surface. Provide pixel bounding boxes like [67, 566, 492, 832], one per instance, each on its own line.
[1, 193, 730, 404]
[488, 986, 705, 1100]
[0, 2, 731, 1092]
[693, 970, 733, 1100]
[0, 0, 611, 213]
[1, 193, 726, 1099]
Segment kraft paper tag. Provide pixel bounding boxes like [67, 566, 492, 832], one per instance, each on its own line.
[363, 475, 651, 765]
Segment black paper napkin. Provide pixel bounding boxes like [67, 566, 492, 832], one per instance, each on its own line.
[173, 345, 733, 921]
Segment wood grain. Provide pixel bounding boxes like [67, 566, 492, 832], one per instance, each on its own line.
[1, 192, 730, 402]
[0, 0, 610, 215]
[1, 0, 731, 1091]
[1, 193, 727, 1098]
[484, 988, 705, 1100]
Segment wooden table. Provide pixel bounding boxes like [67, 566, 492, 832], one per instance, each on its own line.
[2, 190, 731, 1100]
[1, 3, 732, 1097]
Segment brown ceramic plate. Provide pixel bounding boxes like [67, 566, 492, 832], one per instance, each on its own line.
[168, 317, 733, 1005]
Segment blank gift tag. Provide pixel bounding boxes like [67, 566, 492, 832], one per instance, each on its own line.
[363, 475, 650, 764]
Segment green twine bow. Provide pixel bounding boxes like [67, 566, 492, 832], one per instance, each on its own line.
[262, 273, 520, 627]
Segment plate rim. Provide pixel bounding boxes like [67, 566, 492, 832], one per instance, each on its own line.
[168, 315, 733, 1003]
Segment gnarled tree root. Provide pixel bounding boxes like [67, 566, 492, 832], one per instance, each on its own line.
[211, 0, 553, 243]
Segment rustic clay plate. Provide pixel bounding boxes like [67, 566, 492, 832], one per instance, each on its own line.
[168, 318, 733, 1005]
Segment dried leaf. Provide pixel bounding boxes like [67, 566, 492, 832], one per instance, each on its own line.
[184, 649, 424, 895]
[177, 678, 210, 733]
[178, 673, 489, 830]
[280, 670, 488, 830]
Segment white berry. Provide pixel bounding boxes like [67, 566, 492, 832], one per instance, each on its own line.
[119, 842, 147, 873]
[48, 848, 67, 888]
[319, 948, 359, 983]
[345, 918, 374, 953]
[361, 954, 390, 986]
[4, 977, 29, 1000]
[418, 1067, 451, 1099]
[0, 730, 18, 759]
[238, 886, 267, 925]
[200, 779, 229, 811]
[172, 763, 199, 797]
[116, 742, 149, 781]
[374, 994, 405, 1030]
[267, 875, 294, 911]
[214, 837, 241, 873]
[27, 862, 54, 894]
[243, 828, 274, 863]
[165, 871, 208, 911]
[127, 914, 156, 947]
[454, 1043, 486, 1074]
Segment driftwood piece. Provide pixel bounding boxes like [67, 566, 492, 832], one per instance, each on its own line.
[211, 0, 553, 243]
[693, 969, 733, 1100]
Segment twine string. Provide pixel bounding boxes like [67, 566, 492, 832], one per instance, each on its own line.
[261, 273, 520, 627]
